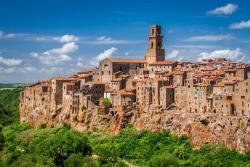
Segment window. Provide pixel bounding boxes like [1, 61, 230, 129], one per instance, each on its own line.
[152, 29, 155, 35]
[157, 28, 160, 35]
[157, 43, 161, 49]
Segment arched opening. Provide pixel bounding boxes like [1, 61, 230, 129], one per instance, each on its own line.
[157, 29, 160, 35]
[152, 29, 155, 35]
[157, 43, 161, 49]
[151, 42, 154, 49]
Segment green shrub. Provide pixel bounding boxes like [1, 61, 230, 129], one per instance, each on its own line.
[64, 154, 99, 167]
[149, 155, 179, 167]
[101, 98, 111, 110]
[38, 122, 47, 129]
[81, 105, 87, 111]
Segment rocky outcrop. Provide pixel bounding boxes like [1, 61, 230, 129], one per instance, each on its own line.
[20, 104, 250, 152]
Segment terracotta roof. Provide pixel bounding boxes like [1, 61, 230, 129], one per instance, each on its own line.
[78, 69, 93, 74]
[194, 83, 209, 87]
[52, 77, 78, 81]
[227, 76, 242, 81]
[149, 60, 176, 65]
[111, 78, 122, 82]
[28, 80, 50, 87]
[214, 82, 225, 87]
[225, 69, 236, 72]
[108, 58, 146, 63]
[105, 88, 114, 92]
[113, 89, 135, 96]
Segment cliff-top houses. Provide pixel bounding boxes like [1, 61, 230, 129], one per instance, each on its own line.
[20, 25, 250, 122]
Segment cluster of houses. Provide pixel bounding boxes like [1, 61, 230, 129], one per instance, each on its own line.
[20, 25, 250, 118]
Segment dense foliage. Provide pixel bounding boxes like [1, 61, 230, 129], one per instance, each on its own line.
[0, 88, 23, 125]
[0, 88, 250, 167]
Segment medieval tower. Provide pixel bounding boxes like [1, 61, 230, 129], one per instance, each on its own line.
[145, 25, 165, 63]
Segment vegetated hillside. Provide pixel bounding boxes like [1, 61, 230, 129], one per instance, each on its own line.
[0, 88, 250, 167]
[0, 83, 28, 88]
[0, 87, 23, 125]
[0, 124, 250, 167]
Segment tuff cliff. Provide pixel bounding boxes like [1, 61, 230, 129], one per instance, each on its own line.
[20, 103, 250, 152]
[19, 25, 250, 152]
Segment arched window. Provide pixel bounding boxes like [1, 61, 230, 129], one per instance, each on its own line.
[157, 29, 160, 35]
[157, 43, 161, 49]
[152, 29, 155, 35]
[151, 42, 154, 49]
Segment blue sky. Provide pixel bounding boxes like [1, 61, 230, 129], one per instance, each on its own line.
[1, 0, 250, 83]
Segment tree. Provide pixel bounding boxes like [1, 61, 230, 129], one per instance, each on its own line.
[101, 98, 111, 111]
[64, 154, 99, 167]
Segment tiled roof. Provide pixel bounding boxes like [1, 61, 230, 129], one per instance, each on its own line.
[52, 77, 78, 81]
[108, 58, 146, 63]
[148, 60, 176, 65]
[194, 83, 209, 87]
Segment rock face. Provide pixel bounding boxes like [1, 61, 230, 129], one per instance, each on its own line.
[20, 104, 250, 152]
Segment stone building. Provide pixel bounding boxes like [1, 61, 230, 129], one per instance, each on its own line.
[20, 24, 250, 128]
[233, 77, 250, 116]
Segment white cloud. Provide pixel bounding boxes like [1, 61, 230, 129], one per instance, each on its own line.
[57, 34, 79, 43]
[0, 31, 80, 44]
[167, 50, 179, 59]
[230, 20, 250, 29]
[0, 57, 23, 66]
[20, 66, 37, 73]
[0, 31, 18, 39]
[82, 36, 144, 45]
[207, 3, 238, 15]
[90, 47, 117, 66]
[49, 42, 78, 54]
[167, 29, 174, 34]
[34, 34, 79, 42]
[76, 61, 83, 67]
[0, 67, 16, 74]
[198, 48, 245, 61]
[166, 50, 184, 61]
[0, 66, 36, 74]
[96, 47, 117, 61]
[168, 45, 216, 49]
[124, 52, 129, 56]
[97, 36, 112, 41]
[39, 67, 64, 74]
[76, 57, 85, 67]
[31, 42, 78, 66]
[185, 34, 234, 42]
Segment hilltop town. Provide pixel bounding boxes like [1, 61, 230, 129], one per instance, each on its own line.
[20, 25, 250, 151]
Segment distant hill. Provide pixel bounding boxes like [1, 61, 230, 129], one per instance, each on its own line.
[0, 83, 28, 88]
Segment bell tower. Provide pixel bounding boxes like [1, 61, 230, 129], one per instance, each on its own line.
[145, 25, 165, 64]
